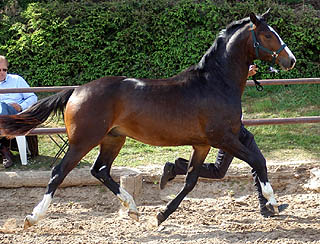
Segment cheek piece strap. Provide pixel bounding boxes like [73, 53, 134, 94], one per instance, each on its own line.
[251, 23, 287, 66]
[250, 23, 287, 91]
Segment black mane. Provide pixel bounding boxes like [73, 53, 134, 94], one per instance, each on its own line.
[192, 17, 252, 72]
[171, 15, 264, 83]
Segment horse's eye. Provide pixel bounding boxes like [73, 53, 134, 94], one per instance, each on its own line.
[265, 34, 272, 39]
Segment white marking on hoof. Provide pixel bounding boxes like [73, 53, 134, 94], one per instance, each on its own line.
[24, 194, 52, 229]
[128, 210, 139, 222]
[24, 215, 36, 229]
[117, 187, 139, 220]
[259, 180, 278, 207]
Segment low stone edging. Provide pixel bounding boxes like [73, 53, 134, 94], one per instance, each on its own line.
[0, 162, 319, 192]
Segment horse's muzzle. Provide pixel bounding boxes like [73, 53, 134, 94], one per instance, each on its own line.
[279, 56, 296, 71]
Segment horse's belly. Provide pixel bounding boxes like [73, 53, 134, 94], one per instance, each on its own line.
[113, 126, 208, 146]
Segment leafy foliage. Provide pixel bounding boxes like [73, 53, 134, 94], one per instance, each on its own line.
[0, 0, 319, 87]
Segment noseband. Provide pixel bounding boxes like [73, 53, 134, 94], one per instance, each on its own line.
[250, 24, 287, 66]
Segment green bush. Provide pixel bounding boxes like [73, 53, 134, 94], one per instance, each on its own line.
[0, 0, 319, 86]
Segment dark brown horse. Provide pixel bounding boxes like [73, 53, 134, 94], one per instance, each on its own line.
[0, 11, 296, 228]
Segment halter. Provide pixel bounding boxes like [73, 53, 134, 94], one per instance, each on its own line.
[250, 23, 287, 91]
[250, 24, 286, 66]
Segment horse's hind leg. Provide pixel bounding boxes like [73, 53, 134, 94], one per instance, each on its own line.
[24, 144, 92, 229]
[90, 134, 139, 221]
[157, 145, 210, 225]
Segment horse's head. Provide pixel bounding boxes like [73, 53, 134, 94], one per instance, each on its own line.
[249, 10, 296, 70]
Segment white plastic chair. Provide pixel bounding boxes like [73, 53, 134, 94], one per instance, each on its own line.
[15, 136, 28, 165]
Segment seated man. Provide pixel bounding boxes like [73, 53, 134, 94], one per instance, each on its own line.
[160, 65, 287, 217]
[0, 55, 37, 168]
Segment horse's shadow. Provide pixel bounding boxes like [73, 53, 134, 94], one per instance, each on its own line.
[135, 213, 320, 243]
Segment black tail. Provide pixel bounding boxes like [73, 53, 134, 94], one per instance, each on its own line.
[0, 88, 74, 137]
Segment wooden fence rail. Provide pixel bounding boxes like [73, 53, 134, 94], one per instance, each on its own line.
[245, 77, 320, 86]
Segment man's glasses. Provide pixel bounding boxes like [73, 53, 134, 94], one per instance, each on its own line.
[0, 69, 8, 72]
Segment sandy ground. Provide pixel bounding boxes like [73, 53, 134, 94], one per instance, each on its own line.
[0, 164, 320, 244]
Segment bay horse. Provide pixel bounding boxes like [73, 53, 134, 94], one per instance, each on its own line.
[0, 11, 296, 228]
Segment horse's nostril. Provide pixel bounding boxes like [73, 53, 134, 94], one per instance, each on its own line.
[291, 58, 296, 67]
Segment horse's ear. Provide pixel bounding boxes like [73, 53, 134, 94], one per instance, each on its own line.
[261, 8, 271, 20]
[250, 12, 259, 26]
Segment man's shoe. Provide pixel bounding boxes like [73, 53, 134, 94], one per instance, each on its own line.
[160, 162, 175, 190]
[3, 157, 14, 168]
[0, 146, 14, 168]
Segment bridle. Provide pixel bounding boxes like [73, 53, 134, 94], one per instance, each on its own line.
[250, 23, 287, 91]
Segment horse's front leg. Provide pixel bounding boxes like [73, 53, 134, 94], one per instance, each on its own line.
[221, 135, 280, 212]
[157, 145, 210, 225]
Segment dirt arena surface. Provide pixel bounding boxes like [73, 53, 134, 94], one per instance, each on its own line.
[0, 163, 320, 244]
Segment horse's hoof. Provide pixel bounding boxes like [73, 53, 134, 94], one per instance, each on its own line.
[278, 203, 289, 213]
[128, 210, 139, 222]
[262, 203, 289, 217]
[156, 212, 166, 226]
[265, 202, 277, 214]
[23, 216, 34, 229]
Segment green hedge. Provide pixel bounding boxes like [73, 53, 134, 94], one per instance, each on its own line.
[0, 0, 319, 86]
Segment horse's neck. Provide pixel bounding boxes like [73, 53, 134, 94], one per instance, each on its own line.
[202, 25, 253, 94]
